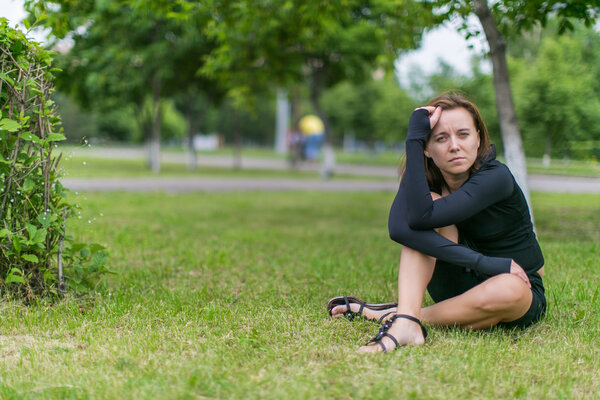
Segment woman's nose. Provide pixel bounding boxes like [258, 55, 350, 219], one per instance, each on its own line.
[448, 136, 460, 151]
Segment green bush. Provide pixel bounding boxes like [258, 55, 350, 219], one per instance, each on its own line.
[0, 19, 110, 299]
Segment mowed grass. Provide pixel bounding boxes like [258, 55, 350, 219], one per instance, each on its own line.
[59, 155, 392, 181]
[0, 191, 598, 399]
[59, 155, 321, 179]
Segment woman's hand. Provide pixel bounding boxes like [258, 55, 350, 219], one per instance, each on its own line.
[510, 260, 531, 288]
[415, 106, 442, 130]
[407, 106, 442, 143]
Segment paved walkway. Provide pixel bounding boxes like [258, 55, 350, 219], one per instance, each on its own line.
[62, 147, 600, 193]
[61, 174, 600, 194]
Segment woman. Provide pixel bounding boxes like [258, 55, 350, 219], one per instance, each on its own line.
[329, 94, 546, 353]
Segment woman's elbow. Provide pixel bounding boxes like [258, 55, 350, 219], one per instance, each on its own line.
[389, 224, 411, 244]
[407, 215, 429, 230]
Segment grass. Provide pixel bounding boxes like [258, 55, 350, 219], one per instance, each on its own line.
[0, 191, 598, 399]
[59, 155, 321, 179]
[58, 154, 393, 181]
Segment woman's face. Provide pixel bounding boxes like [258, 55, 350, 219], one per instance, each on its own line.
[425, 107, 480, 180]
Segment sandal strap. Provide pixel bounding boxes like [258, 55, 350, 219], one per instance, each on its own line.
[342, 296, 354, 320]
[366, 332, 398, 353]
[357, 302, 365, 317]
[365, 321, 401, 353]
[364, 314, 427, 353]
[343, 296, 351, 312]
[343, 296, 367, 321]
[390, 314, 428, 339]
[378, 311, 393, 323]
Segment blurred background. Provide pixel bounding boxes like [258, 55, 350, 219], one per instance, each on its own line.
[1, 0, 599, 176]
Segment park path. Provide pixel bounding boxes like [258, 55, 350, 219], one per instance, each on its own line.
[62, 147, 600, 193]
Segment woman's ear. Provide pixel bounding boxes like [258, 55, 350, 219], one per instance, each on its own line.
[424, 149, 430, 158]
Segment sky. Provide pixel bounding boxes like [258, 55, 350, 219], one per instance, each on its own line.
[0, 0, 486, 86]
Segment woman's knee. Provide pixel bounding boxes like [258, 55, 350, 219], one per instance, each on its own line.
[435, 224, 458, 242]
[475, 274, 531, 314]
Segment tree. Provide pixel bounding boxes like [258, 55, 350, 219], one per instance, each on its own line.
[321, 77, 416, 145]
[511, 29, 600, 161]
[201, 0, 434, 172]
[25, 0, 216, 172]
[436, 0, 600, 215]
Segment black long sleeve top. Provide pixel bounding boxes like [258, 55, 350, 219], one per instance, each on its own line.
[388, 109, 544, 276]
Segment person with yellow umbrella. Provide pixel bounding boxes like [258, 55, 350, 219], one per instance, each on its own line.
[299, 114, 325, 161]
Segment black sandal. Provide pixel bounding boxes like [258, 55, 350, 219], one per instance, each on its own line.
[364, 314, 428, 353]
[327, 296, 397, 321]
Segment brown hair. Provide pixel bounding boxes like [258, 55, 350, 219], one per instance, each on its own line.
[401, 92, 492, 193]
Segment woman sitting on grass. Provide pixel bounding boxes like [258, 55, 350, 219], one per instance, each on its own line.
[329, 93, 546, 353]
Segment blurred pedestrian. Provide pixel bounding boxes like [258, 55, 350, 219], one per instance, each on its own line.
[299, 114, 324, 161]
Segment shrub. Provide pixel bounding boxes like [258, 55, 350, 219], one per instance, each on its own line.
[0, 19, 110, 299]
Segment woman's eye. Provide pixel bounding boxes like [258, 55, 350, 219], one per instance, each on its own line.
[436, 136, 447, 142]
[459, 131, 470, 137]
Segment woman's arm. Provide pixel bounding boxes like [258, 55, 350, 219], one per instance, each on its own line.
[403, 109, 513, 230]
[388, 181, 511, 276]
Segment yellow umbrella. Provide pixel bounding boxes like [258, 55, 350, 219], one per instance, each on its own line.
[299, 115, 324, 136]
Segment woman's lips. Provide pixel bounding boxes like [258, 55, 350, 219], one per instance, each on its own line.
[449, 157, 465, 162]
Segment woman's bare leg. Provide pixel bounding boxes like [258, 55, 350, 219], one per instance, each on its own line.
[356, 245, 436, 353]
[334, 273, 532, 331]
[356, 223, 532, 353]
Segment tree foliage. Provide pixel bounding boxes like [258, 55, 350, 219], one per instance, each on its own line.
[321, 77, 416, 143]
[201, 0, 434, 135]
[417, 18, 600, 160]
[511, 24, 600, 159]
[25, 0, 218, 171]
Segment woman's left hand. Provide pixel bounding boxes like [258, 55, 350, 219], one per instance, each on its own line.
[510, 260, 531, 288]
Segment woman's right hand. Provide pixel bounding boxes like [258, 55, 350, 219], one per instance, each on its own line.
[415, 106, 442, 130]
[407, 107, 442, 143]
[510, 260, 531, 288]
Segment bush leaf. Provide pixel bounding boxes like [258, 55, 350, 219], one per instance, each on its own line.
[45, 133, 66, 142]
[5, 268, 25, 284]
[0, 118, 20, 132]
[22, 253, 39, 263]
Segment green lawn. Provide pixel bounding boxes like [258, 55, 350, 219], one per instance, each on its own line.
[59, 155, 392, 181]
[60, 155, 319, 179]
[0, 191, 598, 399]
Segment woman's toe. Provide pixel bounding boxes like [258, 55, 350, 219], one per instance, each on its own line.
[357, 343, 381, 354]
[330, 305, 345, 317]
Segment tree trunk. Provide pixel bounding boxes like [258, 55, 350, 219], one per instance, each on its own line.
[187, 124, 197, 170]
[472, 0, 533, 222]
[150, 74, 162, 174]
[542, 132, 552, 167]
[308, 68, 332, 143]
[308, 65, 335, 178]
[274, 87, 290, 155]
[289, 85, 303, 168]
[233, 108, 242, 169]
[185, 102, 203, 171]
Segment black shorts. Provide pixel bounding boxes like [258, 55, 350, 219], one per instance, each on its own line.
[427, 260, 547, 329]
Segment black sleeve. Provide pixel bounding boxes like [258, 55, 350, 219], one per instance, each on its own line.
[388, 181, 511, 276]
[404, 109, 514, 230]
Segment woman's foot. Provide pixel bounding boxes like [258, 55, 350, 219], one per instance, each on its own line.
[357, 314, 426, 354]
[330, 302, 397, 322]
